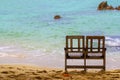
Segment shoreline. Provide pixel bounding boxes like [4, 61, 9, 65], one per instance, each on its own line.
[0, 52, 120, 70]
[0, 64, 120, 80]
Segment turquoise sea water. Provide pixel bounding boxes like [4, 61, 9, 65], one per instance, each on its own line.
[0, 0, 120, 68]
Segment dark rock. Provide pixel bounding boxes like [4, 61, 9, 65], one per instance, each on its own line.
[97, 1, 114, 10]
[54, 15, 61, 19]
[97, 1, 108, 10]
[115, 6, 120, 10]
[106, 6, 114, 10]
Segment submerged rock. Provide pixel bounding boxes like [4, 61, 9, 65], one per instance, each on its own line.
[54, 15, 61, 19]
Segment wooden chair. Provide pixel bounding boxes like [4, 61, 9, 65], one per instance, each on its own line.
[85, 36, 106, 71]
[64, 36, 85, 72]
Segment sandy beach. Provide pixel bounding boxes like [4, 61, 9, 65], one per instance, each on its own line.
[0, 64, 119, 80]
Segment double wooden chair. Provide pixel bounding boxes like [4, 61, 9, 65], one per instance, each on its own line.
[64, 35, 106, 72]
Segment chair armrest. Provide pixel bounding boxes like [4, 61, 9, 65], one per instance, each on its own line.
[64, 47, 67, 50]
[104, 48, 107, 51]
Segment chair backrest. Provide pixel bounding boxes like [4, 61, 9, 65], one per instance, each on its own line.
[66, 36, 85, 52]
[86, 36, 105, 52]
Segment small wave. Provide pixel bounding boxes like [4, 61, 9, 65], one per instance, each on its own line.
[0, 52, 26, 58]
[106, 36, 120, 52]
[0, 46, 11, 50]
[106, 36, 120, 47]
[107, 46, 120, 52]
[0, 52, 8, 57]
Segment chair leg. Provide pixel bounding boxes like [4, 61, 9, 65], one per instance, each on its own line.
[103, 53, 106, 71]
[84, 52, 87, 72]
[64, 59, 68, 73]
[84, 67, 86, 72]
[65, 55, 67, 72]
[65, 63, 67, 72]
[103, 59, 106, 71]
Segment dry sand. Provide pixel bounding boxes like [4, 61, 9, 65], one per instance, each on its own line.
[0, 64, 120, 80]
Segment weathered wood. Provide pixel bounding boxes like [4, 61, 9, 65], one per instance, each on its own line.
[65, 35, 85, 72]
[67, 65, 85, 68]
[86, 36, 106, 71]
[86, 65, 104, 68]
[64, 35, 106, 72]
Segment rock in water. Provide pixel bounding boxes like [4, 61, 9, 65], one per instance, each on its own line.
[97, 1, 114, 10]
[115, 6, 120, 10]
[54, 15, 61, 19]
[106, 6, 114, 10]
[97, 1, 108, 10]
